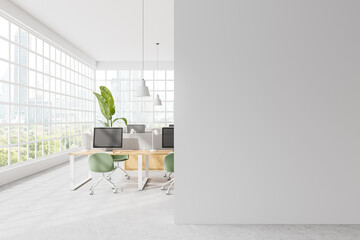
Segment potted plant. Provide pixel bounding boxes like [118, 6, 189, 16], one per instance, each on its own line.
[93, 86, 127, 127]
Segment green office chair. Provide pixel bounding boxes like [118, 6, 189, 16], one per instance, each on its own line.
[106, 155, 130, 180]
[88, 153, 117, 195]
[161, 153, 174, 195]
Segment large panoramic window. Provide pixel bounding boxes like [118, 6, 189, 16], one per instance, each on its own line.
[95, 70, 174, 128]
[0, 14, 95, 167]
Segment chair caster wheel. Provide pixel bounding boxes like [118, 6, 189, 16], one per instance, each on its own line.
[166, 192, 171, 195]
[113, 189, 118, 194]
[167, 177, 171, 181]
[107, 176, 111, 180]
[126, 176, 130, 180]
[89, 191, 94, 195]
[161, 187, 165, 190]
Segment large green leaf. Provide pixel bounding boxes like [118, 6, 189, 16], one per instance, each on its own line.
[100, 86, 115, 116]
[93, 92, 111, 120]
[112, 117, 128, 126]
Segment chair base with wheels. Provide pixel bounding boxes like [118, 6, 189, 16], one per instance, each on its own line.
[163, 171, 172, 180]
[88, 153, 118, 195]
[161, 178, 174, 195]
[162, 152, 174, 195]
[106, 155, 130, 180]
[89, 173, 117, 195]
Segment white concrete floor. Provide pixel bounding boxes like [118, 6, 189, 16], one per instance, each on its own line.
[0, 157, 360, 240]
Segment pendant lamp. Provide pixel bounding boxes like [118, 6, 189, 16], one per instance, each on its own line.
[136, 0, 150, 97]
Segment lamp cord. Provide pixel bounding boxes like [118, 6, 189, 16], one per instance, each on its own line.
[142, 0, 145, 80]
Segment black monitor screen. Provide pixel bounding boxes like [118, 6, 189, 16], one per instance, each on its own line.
[127, 124, 146, 133]
[162, 127, 174, 148]
[93, 127, 123, 148]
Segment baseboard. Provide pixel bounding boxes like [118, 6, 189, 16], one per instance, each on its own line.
[0, 148, 82, 187]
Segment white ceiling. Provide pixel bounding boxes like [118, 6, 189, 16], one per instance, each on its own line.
[10, 0, 174, 62]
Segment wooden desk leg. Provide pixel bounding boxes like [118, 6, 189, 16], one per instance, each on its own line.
[70, 155, 92, 191]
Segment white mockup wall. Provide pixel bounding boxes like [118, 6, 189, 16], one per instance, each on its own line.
[175, 0, 360, 224]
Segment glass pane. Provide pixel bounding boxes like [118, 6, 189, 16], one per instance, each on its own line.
[144, 71, 153, 80]
[44, 58, 49, 74]
[29, 34, 36, 52]
[0, 104, 8, 123]
[106, 70, 117, 80]
[36, 142, 43, 157]
[154, 81, 166, 90]
[36, 108, 42, 123]
[50, 140, 55, 154]
[10, 44, 18, 64]
[29, 143, 35, 159]
[10, 65, 18, 83]
[0, 16, 9, 39]
[0, 60, 9, 81]
[131, 71, 141, 80]
[19, 106, 27, 123]
[155, 112, 165, 122]
[10, 126, 18, 144]
[118, 70, 129, 79]
[29, 70, 36, 87]
[9, 81, 18, 101]
[166, 70, 174, 80]
[28, 106, 35, 123]
[0, 126, 8, 145]
[28, 125, 35, 141]
[37, 55, 43, 71]
[167, 92, 174, 101]
[50, 46, 55, 61]
[10, 23, 19, 43]
[19, 86, 28, 104]
[166, 81, 174, 90]
[142, 101, 153, 111]
[43, 141, 49, 155]
[166, 102, 174, 111]
[0, 147, 8, 167]
[0, 38, 9, 60]
[19, 125, 27, 143]
[166, 112, 174, 123]
[10, 146, 18, 164]
[19, 67, 28, 85]
[37, 124, 43, 141]
[29, 52, 35, 69]
[44, 75, 50, 90]
[43, 42, 49, 58]
[0, 82, 9, 102]
[55, 139, 60, 152]
[10, 105, 18, 123]
[154, 70, 165, 80]
[20, 144, 27, 162]
[36, 38, 43, 55]
[19, 29, 28, 48]
[37, 73, 43, 89]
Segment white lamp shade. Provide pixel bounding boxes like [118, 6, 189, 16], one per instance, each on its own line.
[136, 79, 150, 97]
[154, 94, 162, 106]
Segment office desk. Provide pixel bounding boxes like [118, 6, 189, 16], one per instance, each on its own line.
[69, 149, 173, 191]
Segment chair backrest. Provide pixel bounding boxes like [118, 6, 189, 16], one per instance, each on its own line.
[89, 153, 115, 173]
[164, 152, 174, 173]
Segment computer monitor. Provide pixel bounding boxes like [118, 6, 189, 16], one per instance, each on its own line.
[93, 127, 123, 150]
[162, 127, 174, 148]
[127, 124, 146, 133]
